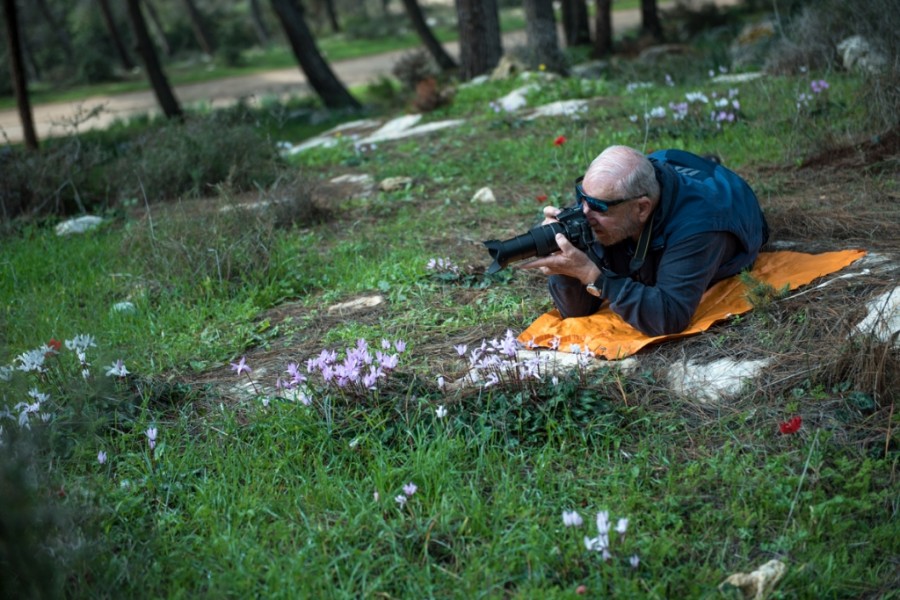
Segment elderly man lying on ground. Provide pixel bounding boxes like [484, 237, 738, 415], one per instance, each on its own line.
[520, 145, 769, 336]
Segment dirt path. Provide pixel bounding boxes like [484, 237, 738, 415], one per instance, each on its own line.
[0, 7, 669, 144]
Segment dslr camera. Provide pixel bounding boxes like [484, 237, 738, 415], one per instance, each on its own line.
[483, 205, 594, 274]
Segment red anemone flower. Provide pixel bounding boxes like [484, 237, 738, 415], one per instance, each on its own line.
[554, 135, 567, 146]
[536, 194, 548, 203]
[779, 416, 802, 434]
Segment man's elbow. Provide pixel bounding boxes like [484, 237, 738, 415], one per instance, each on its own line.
[633, 310, 692, 337]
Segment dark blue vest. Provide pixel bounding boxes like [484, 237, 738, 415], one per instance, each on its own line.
[646, 149, 769, 278]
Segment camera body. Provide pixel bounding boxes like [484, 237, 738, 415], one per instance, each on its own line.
[483, 205, 595, 274]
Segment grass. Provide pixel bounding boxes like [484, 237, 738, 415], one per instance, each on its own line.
[1, 15, 899, 600]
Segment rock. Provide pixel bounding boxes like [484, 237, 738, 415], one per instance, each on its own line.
[855, 286, 900, 346]
[638, 44, 694, 65]
[55, 215, 104, 236]
[719, 559, 786, 600]
[327, 294, 384, 314]
[730, 21, 776, 69]
[526, 100, 588, 120]
[471, 187, 496, 203]
[837, 35, 888, 74]
[112, 301, 136, 314]
[355, 116, 465, 146]
[491, 54, 528, 81]
[712, 72, 764, 84]
[461, 74, 490, 87]
[379, 177, 414, 192]
[446, 350, 638, 392]
[570, 60, 609, 80]
[667, 358, 771, 403]
[496, 84, 537, 112]
[330, 173, 375, 198]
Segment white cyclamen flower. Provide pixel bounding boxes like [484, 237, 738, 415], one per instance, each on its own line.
[562, 510, 583, 527]
[615, 517, 629, 535]
[435, 405, 447, 419]
[105, 359, 129, 378]
[65, 334, 97, 353]
[596, 511, 610, 535]
[15, 349, 46, 373]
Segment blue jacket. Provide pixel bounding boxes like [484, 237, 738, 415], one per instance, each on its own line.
[587, 150, 769, 335]
[643, 149, 768, 278]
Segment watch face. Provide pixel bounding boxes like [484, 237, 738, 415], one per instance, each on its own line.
[586, 283, 601, 298]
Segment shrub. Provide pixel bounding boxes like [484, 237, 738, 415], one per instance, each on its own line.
[121, 174, 328, 292]
[107, 112, 284, 203]
[765, 0, 900, 130]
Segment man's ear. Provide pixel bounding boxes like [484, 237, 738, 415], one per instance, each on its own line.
[635, 197, 655, 223]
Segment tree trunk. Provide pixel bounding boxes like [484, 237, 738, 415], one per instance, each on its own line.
[125, 0, 182, 119]
[97, 0, 136, 71]
[640, 0, 663, 42]
[561, 0, 591, 47]
[269, 0, 360, 110]
[593, 0, 613, 58]
[248, 0, 271, 47]
[400, 0, 457, 71]
[141, 0, 171, 57]
[323, 0, 340, 33]
[454, 0, 502, 81]
[523, 0, 567, 74]
[3, 0, 38, 150]
[181, 0, 215, 55]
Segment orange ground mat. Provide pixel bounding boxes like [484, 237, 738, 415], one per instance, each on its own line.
[518, 249, 867, 360]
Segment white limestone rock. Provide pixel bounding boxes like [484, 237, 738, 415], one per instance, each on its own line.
[55, 215, 104, 236]
[855, 287, 900, 346]
[471, 187, 496, 203]
[668, 357, 771, 403]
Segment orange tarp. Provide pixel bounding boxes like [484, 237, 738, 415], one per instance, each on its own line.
[518, 249, 867, 360]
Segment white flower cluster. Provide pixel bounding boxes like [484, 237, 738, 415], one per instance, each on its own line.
[562, 509, 639, 568]
[441, 332, 596, 392]
[1, 335, 130, 433]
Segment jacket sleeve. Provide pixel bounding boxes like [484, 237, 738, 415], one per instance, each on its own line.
[600, 232, 740, 336]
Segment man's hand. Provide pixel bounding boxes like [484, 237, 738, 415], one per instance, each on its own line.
[540, 205, 561, 225]
[518, 233, 602, 285]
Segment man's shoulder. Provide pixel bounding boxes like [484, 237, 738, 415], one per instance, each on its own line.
[649, 149, 719, 179]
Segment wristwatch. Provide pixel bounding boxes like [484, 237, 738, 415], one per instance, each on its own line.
[585, 275, 603, 298]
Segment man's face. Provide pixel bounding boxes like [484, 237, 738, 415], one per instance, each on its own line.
[580, 182, 644, 246]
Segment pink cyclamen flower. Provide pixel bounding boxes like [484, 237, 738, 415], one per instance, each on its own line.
[230, 356, 251, 376]
[97, 451, 107, 465]
[394, 340, 407, 353]
[403, 482, 417, 497]
[630, 555, 640, 568]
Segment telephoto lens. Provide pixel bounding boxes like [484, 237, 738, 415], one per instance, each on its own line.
[483, 205, 594, 274]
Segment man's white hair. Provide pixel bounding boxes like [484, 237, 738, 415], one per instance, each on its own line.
[585, 145, 659, 200]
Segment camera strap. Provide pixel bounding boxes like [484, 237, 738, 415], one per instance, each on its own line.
[628, 212, 655, 275]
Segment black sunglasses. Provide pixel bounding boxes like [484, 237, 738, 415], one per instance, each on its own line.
[575, 176, 645, 213]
